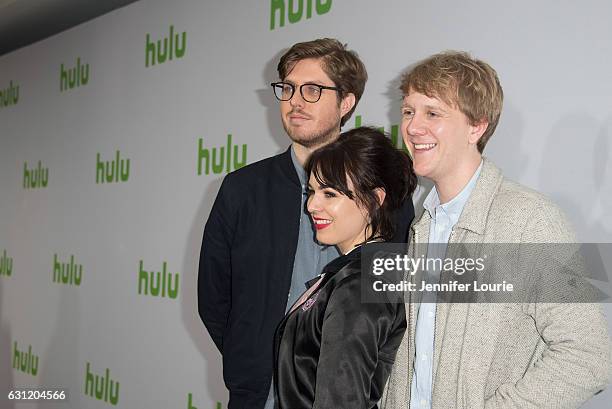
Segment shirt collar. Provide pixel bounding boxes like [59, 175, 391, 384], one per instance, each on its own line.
[423, 160, 483, 224]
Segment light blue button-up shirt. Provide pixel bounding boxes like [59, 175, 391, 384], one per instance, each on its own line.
[410, 161, 483, 409]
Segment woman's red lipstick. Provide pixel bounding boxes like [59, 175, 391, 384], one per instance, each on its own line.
[312, 216, 331, 230]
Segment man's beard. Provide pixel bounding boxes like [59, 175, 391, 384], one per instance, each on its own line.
[283, 116, 340, 149]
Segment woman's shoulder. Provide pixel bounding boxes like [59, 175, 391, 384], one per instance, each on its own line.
[323, 255, 362, 285]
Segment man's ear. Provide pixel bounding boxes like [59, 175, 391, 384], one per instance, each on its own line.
[340, 93, 356, 118]
[468, 120, 489, 145]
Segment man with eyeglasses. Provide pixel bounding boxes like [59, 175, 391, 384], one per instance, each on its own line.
[198, 38, 415, 409]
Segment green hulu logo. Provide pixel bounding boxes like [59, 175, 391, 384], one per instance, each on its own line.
[23, 161, 48, 189]
[0, 250, 12, 277]
[96, 151, 130, 184]
[146, 25, 186, 67]
[60, 58, 90, 92]
[354, 115, 409, 153]
[12, 341, 38, 376]
[186, 393, 223, 409]
[270, 0, 332, 30]
[53, 254, 82, 286]
[138, 260, 179, 299]
[197, 135, 247, 176]
[0, 80, 19, 108]
[84, 362, 119, 406]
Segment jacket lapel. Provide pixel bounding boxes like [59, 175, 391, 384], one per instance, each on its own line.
[430, 158, 505, 407]
[383, 159, 505, 408]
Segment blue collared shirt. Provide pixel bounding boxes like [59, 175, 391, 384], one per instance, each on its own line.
[410, 161, 483, 409]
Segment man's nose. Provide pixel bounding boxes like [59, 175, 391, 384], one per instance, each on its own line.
[406, 113, 426, 136]
[289, 87, 306, 107]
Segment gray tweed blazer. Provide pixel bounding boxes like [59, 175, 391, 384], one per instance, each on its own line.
[381, 158, 610, 409]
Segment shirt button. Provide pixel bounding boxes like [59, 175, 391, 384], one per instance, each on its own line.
[420, 399, 427, 406]
[421, 354, 427, 361]
[428, 311, 435, 318]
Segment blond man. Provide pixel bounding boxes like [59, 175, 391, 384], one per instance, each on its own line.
[382, 51, 610, 409]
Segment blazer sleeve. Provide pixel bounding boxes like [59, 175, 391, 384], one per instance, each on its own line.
[197, 175, 237, 354]
[392, 198, 415, 244]
[484, 302, 610, 409]
[484, 204, 611, 409]
[313, 275, 405, 409]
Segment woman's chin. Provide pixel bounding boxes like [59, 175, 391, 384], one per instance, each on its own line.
[315, 235, 335, 248]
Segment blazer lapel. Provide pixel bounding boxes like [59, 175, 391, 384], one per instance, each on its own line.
[430, 158, 505, 407]
[381, 209, 430, 408]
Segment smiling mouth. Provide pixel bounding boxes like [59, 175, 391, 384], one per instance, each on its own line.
[313, 218, 331, 230]
[413, 143, 437, 151]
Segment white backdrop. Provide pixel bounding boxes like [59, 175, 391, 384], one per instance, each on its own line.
[0, 0, 611, 408]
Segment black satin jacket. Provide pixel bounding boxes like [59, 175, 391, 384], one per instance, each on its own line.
[274, 247, 407, 409]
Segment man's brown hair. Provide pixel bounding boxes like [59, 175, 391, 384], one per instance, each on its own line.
[278, 38, 367, 127]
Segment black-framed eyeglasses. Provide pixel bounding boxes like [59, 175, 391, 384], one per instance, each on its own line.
[271, 82, 340, 103]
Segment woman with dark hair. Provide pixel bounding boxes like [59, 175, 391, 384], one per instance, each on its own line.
[274, 126, 418, 409]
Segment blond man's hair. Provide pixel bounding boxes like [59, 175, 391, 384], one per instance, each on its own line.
[400, 51, 503, 152]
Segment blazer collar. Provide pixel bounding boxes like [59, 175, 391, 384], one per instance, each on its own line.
[411, 157, 504, 238]
[455, 157, 503, 234]
[278, 146, 302, 188]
